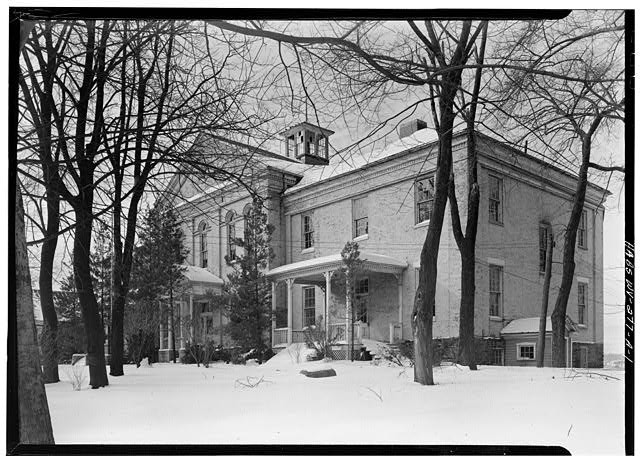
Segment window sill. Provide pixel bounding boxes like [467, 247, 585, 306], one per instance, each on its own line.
[301, 247, 315, 254]
[353, 234, 369, 242]
[577, 245, 588, 251]
[414, 220, 430, 229]
[489, 219, 504, 227]
[517, 357, 535, 361]
[489, 316, 503, 322]
[578, 323, 587, 329]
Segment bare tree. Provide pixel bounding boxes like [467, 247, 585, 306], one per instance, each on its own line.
[489, 12, 625, 367]
[18, 19, 273, 383]
[446, 21, 488, 370]
[11, 17, 55, 445]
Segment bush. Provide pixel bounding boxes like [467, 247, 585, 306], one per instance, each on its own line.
[181, 340, 216, 367]
[42, 319, 85, 364]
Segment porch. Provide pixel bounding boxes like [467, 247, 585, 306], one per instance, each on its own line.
[266, 252, 407, 359]
[158, 265, 224, 362]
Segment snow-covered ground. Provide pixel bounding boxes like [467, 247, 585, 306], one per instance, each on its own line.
[46, 349, 624, 454]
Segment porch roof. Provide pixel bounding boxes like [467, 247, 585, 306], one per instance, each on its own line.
[266, 252, 407, 282]
[501, 316, 578, 335]
[182, 265, 224, 285]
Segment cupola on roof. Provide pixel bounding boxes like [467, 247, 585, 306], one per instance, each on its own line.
[281, 121, 334, 166]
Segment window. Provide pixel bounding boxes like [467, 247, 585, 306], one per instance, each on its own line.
[302, 214, 314, 249]
[517, 343, 536, 360]
[287, 135, 296, 157]
[318, 135, 326, 159]
[578, 282, 588, 325]
[353, 196, 368, 238]
[415, 174, 435, 224]
[307, 132, 316, 156]
[355, 278, 369, 323]
[489, 265, 503, 317]
[578, 210, 587, 249]
[296, 131, 304, 157]
[226, 211, 236, 261]
[198, 221, 208, 268]
[243, 204, 252, 245]
[539, 225, 550, 273]
[488, 175, 503, 224]
[303, 287, 316, 327]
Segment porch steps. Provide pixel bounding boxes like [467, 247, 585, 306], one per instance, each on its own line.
[361, 339, 400, 361]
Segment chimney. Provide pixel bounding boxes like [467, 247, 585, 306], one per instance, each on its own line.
[398, 119, 428, 139]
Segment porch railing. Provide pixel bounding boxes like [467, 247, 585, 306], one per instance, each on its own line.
[274, 328, 288, 346]
[292, 330, 307, 344]
[329, 323, 347, 343]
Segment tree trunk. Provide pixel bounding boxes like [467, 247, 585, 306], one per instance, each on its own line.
[15, 185, 55, 443]
[74, 209, 109, 388]
[457, 249, 477, 369]
[537, 233, 554, 367]
[551, 139, 590, 367]
[413, 68, 460, 385]
[345, 274, 353, 361]
[39, 183, 60, 383]
[110, 291, 125, 376]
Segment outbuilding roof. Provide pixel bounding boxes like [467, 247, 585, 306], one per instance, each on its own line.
[501, 316, 578, 335]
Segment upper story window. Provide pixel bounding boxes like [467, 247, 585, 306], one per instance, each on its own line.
[489, 264, 503, 317]
[539, 224, 550, 273]
[577, 210, 588, 249]
[415, 174, 435, 224]
[353, 196, 368, 238]
[226, 211, 236, 261]
[198, 221, 208, 268]
[577, 282, 588, 325]
[302, 214, 314, 249]
[243, 203, 252, 245]
[488, 175, 503, 225]
[303, 286, 316, 327]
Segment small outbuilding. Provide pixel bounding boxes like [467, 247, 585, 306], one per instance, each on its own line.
[501, 316, 578, 367]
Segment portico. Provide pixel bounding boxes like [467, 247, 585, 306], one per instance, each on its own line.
[266, 252, 407, 358]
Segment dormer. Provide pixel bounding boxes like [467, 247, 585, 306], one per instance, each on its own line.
[281, 122, 334, 165]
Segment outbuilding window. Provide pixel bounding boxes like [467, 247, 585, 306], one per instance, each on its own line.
[517, 343, 536, 360]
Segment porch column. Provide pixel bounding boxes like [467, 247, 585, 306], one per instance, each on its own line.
[286, 278, 294, 345]
[324, 271, 333, 346]
[168, 310, 173, 359]
[158, 301, 164, 349]
[180, 301, 185, 350]
[271, 281, 277, 347]
[397, 274, 403, 341]
[189, 294, 194, 340]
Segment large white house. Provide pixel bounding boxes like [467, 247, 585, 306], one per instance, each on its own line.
[159, 120, 608, 367]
